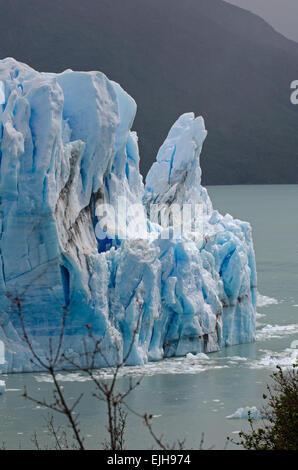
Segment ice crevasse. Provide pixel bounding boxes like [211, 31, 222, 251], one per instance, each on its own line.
[0, 58, 257, 373]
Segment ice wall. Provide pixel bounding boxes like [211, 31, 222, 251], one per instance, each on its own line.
[0, 59, 257, 372]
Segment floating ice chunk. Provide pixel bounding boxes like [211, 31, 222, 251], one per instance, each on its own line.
[186, 352, 210, 361]
[257, 294, 278, 308]
[226, 356, 247, 362]
[250, 348, 298, 369]
[186, 353, 196, 360]
[196, 353, 210, 360]
[256, 312, 266, 318]
[0, 380, 6, 394]
[226, 406, 262, 420]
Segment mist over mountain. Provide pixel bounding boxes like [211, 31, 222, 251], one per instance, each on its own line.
[0, 0, 298, 184]
[224, 0, 298, 43]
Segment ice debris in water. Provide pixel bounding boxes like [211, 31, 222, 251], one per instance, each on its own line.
[257, 293, 278, 308]
[0, 380, 6, 394]
[256, 324, 298, 341]
[186, 352, 209, 361]
[226, 406, 262, 420]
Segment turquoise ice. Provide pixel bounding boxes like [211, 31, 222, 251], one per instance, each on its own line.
[0, 59, 257, 372]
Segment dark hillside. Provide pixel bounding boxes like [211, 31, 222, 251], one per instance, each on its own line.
[1, 0, 298, 183]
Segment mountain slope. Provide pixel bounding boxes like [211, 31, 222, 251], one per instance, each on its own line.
[224, 0, 298, 43]
[0, 0, 298, 184]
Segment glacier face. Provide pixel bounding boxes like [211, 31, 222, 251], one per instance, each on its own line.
[0, 58, 257, 373]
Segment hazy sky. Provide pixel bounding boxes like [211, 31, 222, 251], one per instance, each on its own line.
[224, 0, 298, 42]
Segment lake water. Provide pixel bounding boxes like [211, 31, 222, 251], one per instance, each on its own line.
[0, 185, 297, 450]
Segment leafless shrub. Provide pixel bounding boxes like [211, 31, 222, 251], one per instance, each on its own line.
[5, 292, 200, 451]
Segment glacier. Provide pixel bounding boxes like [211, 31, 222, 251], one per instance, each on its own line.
[0, 58, 257, 373]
